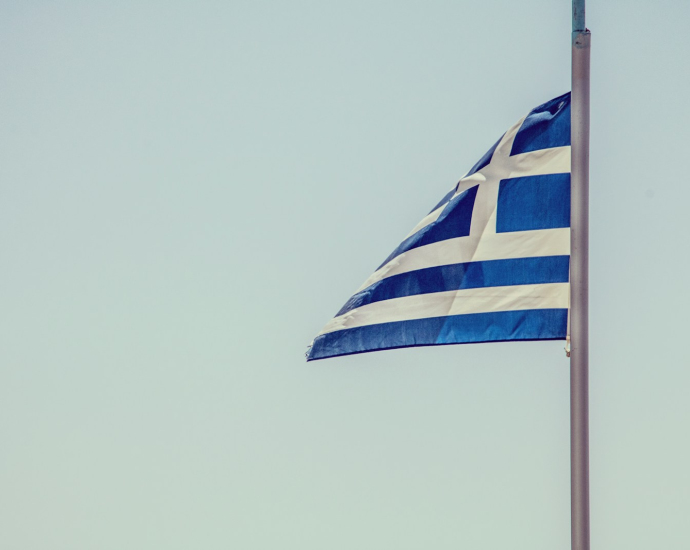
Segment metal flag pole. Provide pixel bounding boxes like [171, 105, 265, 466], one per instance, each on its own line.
[570, 1, 590, 549]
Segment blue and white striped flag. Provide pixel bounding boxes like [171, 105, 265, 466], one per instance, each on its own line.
[308, 92, 571, 361]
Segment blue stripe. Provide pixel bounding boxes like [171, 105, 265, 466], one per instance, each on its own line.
[337, 256, 569, 316]
[510, 92, 571, 155]
[378, 185, 478, 269]
[307, 309, 568, 360]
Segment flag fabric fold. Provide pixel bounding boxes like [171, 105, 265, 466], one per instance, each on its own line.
[308, 92, 571, 361]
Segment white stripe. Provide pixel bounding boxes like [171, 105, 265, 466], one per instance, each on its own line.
[501, 146, 571, 177]
[319, 283, 569, 336]
[357, 227, 570, 293]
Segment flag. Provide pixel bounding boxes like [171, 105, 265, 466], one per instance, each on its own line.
[307, 92, 571, 361]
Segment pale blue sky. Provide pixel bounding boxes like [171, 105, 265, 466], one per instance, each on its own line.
[2, 1, 689, 549]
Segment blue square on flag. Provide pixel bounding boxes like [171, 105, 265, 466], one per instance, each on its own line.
[496, 174, 571, 233]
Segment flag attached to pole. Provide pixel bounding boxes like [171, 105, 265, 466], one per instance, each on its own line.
[308, 92, 572, 361]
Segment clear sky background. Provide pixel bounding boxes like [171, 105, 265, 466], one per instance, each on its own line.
[1, 1, 689, 548]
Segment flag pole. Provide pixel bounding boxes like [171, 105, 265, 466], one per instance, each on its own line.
[570, 1, 590, 549]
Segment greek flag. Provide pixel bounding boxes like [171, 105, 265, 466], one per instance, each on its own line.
[308, 92, 571, 361]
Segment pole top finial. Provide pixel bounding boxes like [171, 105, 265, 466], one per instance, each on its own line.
[573, 0, 586, 32]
